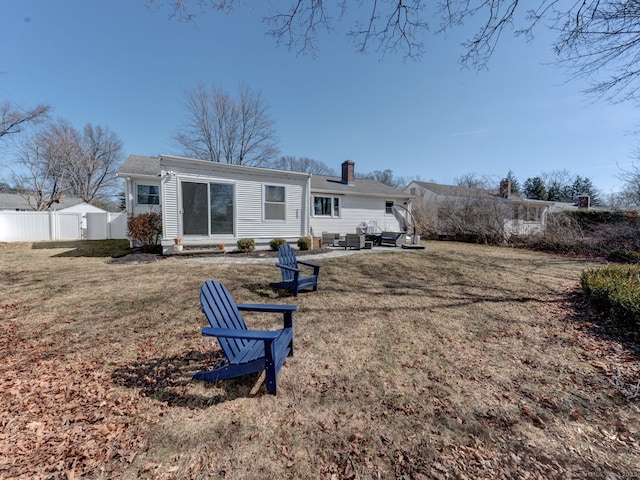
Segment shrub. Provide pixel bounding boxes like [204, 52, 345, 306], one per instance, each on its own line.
[127, 212, 162, 249]
[297, 237, 311, 250]
[609, 248, 640, 264]
[236, 238, 255, 253]
[581, 265, 640, 330]
[270, 238, 287, 251]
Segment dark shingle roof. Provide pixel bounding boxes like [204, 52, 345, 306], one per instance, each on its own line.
[311, 175, 408, 197]
[117, 155, 160, 177]
[118, 155, 409, 198]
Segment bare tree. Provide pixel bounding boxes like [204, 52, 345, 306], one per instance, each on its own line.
[454, 172, 494, 189]
[0, 101, 51, 139]
[67, 123, 124, 202]
[12, 119, 79, 210]
[270, 155, 336, 175]
[541, 169, 574, 201]
[432, 192, 511, 243]
[173, 83, 279, 166]
[617, 160, 640, 207]
[11, 119, 124, 209]
[362, 169, 407, 188]
[149, 1, 640, 102]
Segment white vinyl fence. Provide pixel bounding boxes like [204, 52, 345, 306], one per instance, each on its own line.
[0, 211, 127, 242]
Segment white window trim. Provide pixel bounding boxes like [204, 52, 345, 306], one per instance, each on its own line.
[135, 182, 161, 206]
[385, 200, 395, 215]
[178, 178, 236, 237]
[313, 195, 341, 218]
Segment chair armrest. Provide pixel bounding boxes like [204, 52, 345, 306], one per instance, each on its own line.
[237, 303, 297, 313]
[237, 304, 295, 329]
[296, 259, 320, 269]
[297, 260, 320, 276]
[201, 327, 280, 341]
[275, 263, 300, 273]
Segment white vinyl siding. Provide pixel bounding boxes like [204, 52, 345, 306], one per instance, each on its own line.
[162, 176, 179, 237]
[158, 156, 310, 244]
[310, 195, 405, 235]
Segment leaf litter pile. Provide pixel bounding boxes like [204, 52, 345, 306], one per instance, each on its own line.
[0, 306, 148, 478]
[0, 241, 639, 479]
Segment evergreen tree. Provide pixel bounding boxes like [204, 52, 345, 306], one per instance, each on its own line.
[523, 177, 547, 200]
[546, 181, 565, 202]
[505, 170, 521, 195]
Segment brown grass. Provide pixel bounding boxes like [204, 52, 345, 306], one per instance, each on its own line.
[1, 240, 639, 479]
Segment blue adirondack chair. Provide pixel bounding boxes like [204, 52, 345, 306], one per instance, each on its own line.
[270, 243, 320, 296]
[192, 280, 295, 395]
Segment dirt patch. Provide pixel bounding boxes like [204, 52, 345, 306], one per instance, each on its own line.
[107, 253, 166, 264]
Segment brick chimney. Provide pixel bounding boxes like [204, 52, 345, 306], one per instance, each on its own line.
[499, 179, 511, 198]
[341, 160, 355, 185]
[577, 195, 590, 209]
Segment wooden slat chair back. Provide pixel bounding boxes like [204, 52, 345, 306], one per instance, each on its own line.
[270, 243, 320, 296]
[193, 280, 295, 395]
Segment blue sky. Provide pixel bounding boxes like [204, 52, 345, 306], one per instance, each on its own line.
[1, 1, 636, 193]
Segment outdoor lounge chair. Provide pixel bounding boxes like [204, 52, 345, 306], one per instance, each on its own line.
[270, 243, 320, 296]
[322, 231, 340, 247]
[192, 280, 295, 395]
[339, 233, 365, 250]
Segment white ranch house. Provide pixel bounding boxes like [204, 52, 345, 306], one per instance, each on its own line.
[118, 155, 411, 254]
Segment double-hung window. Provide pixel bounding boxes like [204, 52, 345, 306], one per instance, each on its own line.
[385, 201, 394, 214]
[314, 196, 340, 217]
[264, 185, 286, 220]
[137, 184, 160, 205]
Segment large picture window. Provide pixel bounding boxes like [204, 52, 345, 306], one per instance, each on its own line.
[314, 196, 340, 217]
[182, 181, 234, 235]
[264, 185, 285, 220]
[137, 184, 160, 205]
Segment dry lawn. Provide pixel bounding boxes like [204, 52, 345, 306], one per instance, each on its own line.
[1, 240, 639, 479]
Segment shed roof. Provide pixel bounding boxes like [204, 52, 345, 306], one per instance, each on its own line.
[0, 193, 85, 211]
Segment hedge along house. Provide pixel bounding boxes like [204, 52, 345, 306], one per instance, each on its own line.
[118, 155, 311, 254]
[309, 160, 412, 237]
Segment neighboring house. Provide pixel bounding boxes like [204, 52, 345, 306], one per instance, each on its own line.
[310, 160, 411, 237]
[548, 195, 598, 212]
[406, 180, 554, 240]
[118, 155, 411, 253]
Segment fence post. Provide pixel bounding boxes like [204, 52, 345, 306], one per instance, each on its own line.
[49, 211, 56, 240]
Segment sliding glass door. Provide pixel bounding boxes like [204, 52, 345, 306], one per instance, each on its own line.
[182, 181, 234, 236]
